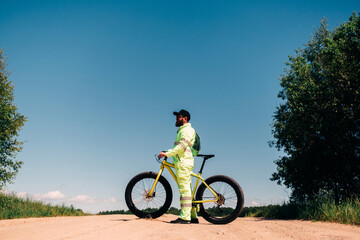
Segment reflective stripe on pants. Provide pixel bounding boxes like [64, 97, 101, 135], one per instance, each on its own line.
[175, 162, 198, 221]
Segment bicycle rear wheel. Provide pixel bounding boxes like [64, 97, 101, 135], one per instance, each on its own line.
[196, 175, 244, 224]
[125, 171, 172, 218]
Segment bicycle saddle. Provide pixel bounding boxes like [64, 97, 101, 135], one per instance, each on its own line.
[196, 154, 215, 160]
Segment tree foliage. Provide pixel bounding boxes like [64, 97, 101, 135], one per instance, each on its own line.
[0, 49, 26, 189]
[270, 12, 360, 202]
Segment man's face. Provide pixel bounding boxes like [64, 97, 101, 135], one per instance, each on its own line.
[175, 115, 185, 127]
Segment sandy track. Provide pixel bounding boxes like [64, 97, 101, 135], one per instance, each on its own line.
[0, 214, 359, 240]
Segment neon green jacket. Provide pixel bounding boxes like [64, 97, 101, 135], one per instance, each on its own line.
[166, 123, 196, 164]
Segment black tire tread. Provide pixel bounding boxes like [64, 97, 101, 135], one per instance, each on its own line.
[196, 175, 244, 224]
[125, 171, 172, 219]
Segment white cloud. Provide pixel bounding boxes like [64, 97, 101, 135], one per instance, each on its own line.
[8, 190, 119, 209]
[16, 192, 28, 198]
[245, 198, 262, 207]
[250, 201, 260, 206]
[33, 191, 67, 200]
[68, 195, 120, 204]
[104, 198, 117, 203]
[69, 195, 99, 204]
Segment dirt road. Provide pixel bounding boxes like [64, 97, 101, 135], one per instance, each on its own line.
[1, 214, 359, 240]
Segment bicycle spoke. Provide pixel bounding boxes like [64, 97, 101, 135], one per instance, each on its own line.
[199, 180, 240, 219]
[130, 177, 167, 212]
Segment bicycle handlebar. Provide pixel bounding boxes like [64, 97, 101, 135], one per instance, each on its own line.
[155, 154, 167, 163]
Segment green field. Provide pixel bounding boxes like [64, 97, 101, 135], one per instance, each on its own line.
[0, 192, 86, 220]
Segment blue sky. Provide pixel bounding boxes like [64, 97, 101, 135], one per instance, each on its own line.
[1, 0, 359, 213]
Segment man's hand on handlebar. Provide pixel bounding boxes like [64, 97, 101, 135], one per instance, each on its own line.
[158, 151, 167, 158]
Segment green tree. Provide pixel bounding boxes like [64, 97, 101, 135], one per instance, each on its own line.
[0, 49, 27, 189]
[270, 12, 360, 203]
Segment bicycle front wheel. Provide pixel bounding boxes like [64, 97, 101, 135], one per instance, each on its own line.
[196, 175, 244, 224]
[125, 171, 172, 219]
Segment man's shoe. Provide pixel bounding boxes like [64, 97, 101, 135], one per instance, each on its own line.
[190, 218, 199, 224]
[170, 218, 190, 224]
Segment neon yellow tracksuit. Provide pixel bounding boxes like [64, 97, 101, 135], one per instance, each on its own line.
[165, 123, 198, 221]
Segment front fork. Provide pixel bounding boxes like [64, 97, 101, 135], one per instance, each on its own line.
[148, 160, 176, 197]
[148, 164, 165, 197]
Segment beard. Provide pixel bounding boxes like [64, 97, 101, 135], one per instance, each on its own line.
[175, 119, 184, 127]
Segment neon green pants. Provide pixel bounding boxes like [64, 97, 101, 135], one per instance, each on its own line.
[175, 161, 198, 221]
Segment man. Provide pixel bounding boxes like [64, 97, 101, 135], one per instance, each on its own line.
[158, 109, 199, 224]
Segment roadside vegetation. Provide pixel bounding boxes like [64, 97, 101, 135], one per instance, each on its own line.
[98, 209, 132, 215]
[270, 12, 360, 205]
[98, 207, 180, 215]
[0, 192, 85, 220]
[264, 12, 360, 227]
[98, 199, 360, 226]
[241, 198, 360, 225]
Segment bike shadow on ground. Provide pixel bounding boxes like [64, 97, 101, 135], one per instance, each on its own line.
[111, 217, 211, 225]
[110, 217, 167, 223]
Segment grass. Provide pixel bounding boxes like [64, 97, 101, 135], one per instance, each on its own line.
[300, 198, 360, 225]
[0, 192, 86, 220]
[97, 198, 360, 226]
[240, 203, 302, 219]
[240, 198, 360, 226]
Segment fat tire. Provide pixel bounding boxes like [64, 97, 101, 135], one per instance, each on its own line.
[125, 171, 172, 219]
[196, 175, 244, 224]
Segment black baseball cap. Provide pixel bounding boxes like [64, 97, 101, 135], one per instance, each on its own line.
[173, 109, 191, 121]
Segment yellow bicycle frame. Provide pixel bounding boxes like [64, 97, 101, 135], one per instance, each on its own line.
[148, 159, 219, 204]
